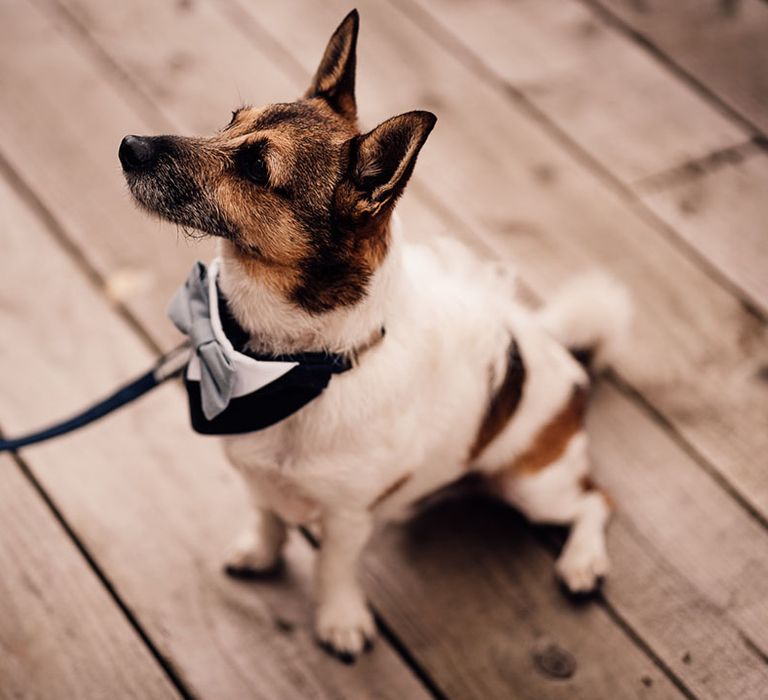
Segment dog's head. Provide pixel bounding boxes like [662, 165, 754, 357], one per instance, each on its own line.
[119, 10, 435, 313]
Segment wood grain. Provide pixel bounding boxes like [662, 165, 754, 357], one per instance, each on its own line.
[595, 0, 768, 134]
[0, 167, 430, 699]
[404, 0, 747, 183]
[641, 151, 768, 315]
[0, 455, 178, 700]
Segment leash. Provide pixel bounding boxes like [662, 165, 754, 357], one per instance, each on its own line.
[0, 343, 191, 453]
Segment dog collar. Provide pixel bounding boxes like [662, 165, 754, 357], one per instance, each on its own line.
[168, 259, 383, 435]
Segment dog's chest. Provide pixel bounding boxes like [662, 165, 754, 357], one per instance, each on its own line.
[222, 423, 345, 524]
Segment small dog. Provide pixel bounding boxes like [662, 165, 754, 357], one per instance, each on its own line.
[120, 10, 630, 661]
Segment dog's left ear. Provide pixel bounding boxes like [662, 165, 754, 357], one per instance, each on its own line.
[305, 9, 359, 122]
[350, 110, 437, 217]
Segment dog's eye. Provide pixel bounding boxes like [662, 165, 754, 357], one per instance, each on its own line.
[244, 155, 268, 185]
[235, 144, 269, 186]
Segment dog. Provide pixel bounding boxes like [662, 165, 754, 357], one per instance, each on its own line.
[119, 9, 631, 662]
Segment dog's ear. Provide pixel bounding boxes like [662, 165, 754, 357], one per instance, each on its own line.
[305, 9, 359, 122]
[350, 111, 437, 216]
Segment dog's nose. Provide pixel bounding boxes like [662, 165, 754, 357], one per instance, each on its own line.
[119, 135, 157, 171]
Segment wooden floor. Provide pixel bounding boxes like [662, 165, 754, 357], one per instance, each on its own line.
[1, 0, 767, 698]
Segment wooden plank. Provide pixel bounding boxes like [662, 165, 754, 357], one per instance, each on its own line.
[402, 0, 747, 183]
[0, 455, 178, 700]
[17, 2, 768, 696]
[0, 162, 430, 698]
[595, 0, 768, 135]
[1, 2, 688, 699]
[641, 150, 768, 315]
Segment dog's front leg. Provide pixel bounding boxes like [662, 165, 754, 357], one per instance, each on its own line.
[315, 509, 375, 662]
[224, 506, 287, 577]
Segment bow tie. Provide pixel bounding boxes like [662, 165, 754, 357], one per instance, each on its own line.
[167, 260, 385, 435]
[167, 262, 236, 420]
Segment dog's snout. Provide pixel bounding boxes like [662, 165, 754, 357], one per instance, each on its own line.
[119, 135, 157, 172]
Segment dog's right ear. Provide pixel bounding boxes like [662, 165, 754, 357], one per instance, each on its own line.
[305, 9, 359, 122]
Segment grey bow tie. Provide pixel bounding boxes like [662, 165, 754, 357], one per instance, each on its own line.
[168, 262, 236, 420]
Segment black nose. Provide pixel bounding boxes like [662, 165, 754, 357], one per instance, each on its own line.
[119, 135, 157, 171]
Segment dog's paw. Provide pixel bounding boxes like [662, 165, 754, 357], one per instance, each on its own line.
[555, 538, 610, 594]
[315, 597, 376, 663]
[223, 530, 282, 578]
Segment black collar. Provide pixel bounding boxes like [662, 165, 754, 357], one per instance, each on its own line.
[216, 285, 384, 372]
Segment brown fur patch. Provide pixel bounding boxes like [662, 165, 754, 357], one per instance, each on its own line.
[369, 473, 411, 511]
[514, 385, 589, 474]
[580, 475, 615, 510]
[469, 340, 526, 462]
[221, 239, 301, 299]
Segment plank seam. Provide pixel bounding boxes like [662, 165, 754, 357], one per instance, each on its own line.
[35, 0, 173, 131]
[579, 0, 765, 138]
[605, 370, 768, 533]
[596, 588, 715, 700]
[740, 631, 768, 668]
[214, 0, 309, 87]
[533, 525, 699, 700]
[632, 139, 761, 194]
[2, 446, 195, 700]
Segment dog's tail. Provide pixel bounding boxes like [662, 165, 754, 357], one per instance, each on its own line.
[535, 272, 632, 374]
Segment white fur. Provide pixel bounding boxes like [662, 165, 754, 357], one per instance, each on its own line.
[536, 271, 632, 370]
[218, 216, 630, 657]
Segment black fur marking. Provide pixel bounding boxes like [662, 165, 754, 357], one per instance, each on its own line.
[569, 346, 595, 372]
[469, 339, 527, 461]
[254, 102, 324, 130]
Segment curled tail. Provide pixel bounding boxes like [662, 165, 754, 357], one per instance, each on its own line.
[535, 272, 632, 373]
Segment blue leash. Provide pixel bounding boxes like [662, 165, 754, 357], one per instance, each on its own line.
[0, 343, 190, 453]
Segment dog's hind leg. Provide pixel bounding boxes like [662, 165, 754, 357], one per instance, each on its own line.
[494, 431, 612, 593]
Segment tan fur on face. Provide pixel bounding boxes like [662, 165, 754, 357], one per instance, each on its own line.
[514, 385, 589, 474]
[207, 104, 352, 268]
[213, 174, 310, 266]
